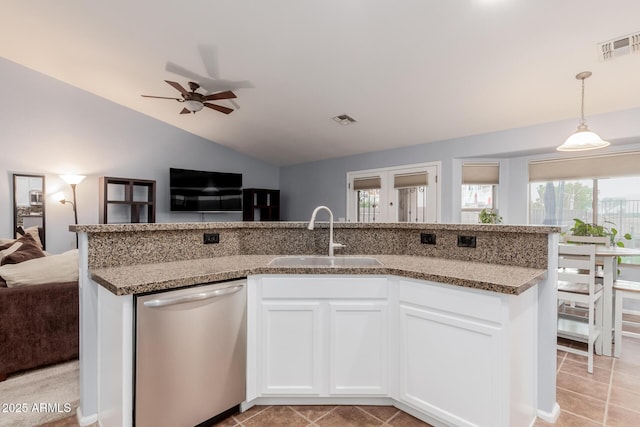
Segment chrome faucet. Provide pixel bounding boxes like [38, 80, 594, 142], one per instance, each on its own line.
[307, 206, 345, 257]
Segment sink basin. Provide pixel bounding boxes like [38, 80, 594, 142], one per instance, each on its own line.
[268, 256, 382, 267]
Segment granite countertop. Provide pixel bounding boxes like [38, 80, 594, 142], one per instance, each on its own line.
[72, 221, 560, 234]
[90, 254, 546, 296]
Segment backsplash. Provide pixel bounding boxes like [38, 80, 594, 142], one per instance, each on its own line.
[75, 222, 559, 269]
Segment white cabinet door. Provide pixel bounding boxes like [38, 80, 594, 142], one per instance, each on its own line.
[398, 303, 503, 427]
[329, 302, 388, 395]
[260, 301, 322, 395]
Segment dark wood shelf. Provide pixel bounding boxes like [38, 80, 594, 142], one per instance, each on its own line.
[100, 176, 156, 224]
[243, 188, 280, 221]
[105, 200, 154, 205]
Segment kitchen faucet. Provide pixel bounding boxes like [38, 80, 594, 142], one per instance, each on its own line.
[307, 206, 345, 257]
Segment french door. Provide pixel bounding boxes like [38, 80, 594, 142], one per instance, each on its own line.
[347, 163, 440, 223]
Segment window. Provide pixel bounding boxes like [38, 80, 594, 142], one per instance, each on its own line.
[353, 176, 381, 222]
[529, 152, 640, 265]
[461, 163, 499, 224]
[347, 163, 440, 223]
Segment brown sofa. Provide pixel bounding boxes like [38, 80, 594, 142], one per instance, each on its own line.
[0, 280, 79, 381]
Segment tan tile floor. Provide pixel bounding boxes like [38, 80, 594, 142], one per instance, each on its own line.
[41, 335, 640, 427]
[534, 335, 640, 427]
[211, 405, 431, 427]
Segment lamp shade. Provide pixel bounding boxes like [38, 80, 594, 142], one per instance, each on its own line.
[60, 174, 86, 185]
[557, 124, 610, 152]
[557, 71, 609, 152]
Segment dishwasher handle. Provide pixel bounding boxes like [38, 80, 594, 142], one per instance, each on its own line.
[143, 284, 244, 308]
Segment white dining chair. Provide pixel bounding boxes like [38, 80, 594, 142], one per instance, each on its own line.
[557, 243, 603, 373]
[560, 234, 608, 282]
[613, 279, 640, 357]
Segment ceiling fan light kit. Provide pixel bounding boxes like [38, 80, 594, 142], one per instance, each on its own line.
[183, 99, 204, 112]
[557, 71, 610, 152]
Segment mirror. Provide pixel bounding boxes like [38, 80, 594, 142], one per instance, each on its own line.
[13, 174, 45, 249]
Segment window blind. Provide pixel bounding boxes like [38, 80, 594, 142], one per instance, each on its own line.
[462, 163, 499, 184]
[394, 172, 428, 188]
[529, 151, 640, 182]
[353, 176, 382, 190]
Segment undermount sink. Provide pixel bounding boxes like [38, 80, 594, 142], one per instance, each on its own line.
[268, 256, 383, 267]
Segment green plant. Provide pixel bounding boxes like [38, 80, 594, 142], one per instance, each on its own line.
[478, 208, 502, 224]
[569, 218, 631, 247]
[569, 218, 632, 270]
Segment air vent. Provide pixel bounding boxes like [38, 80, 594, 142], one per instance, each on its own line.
[332, 114, 357, 125]
[598, 32, 640, 61]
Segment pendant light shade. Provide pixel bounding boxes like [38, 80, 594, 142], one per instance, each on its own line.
[557, 71, 609, 152]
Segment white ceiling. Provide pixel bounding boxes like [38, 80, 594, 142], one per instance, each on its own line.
[2, 0, 640, 166]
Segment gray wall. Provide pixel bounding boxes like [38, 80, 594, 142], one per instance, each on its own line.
[280, 108, 640, 224]
[0, 57, 279, 254]
[4, 53, 640, 255]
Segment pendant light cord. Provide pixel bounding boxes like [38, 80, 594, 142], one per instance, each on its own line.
[580, 76, 586, 126]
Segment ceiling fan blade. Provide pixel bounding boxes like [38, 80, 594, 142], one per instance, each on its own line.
[203, 79, 255, 92]
[141, 95, 181, 100]
[166, 60, 254, 93]
[164, 80, 189, 96]
[198, 44, 220, 79]
[203, 91, 237, 101]
[204, 103, 233, 114]
[166, 62, 207, 83]
[180, 108, 191, 115]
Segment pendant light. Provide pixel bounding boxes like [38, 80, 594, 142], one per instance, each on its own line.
[557, 71, 610, 152]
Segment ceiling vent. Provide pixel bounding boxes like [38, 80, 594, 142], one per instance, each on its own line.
[598, 32, 640, 61]
[332, 114, 357, 125]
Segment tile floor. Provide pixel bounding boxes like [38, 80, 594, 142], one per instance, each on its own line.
[212, 405, 430, 427]
[534, 334, 640, 427]
[38, 405, 429, 427]
[41, 336, 640, 427]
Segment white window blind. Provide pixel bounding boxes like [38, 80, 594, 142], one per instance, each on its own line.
[529, 151, 640, 182]
[393, 172, 428, 188]
[462, 163, 499, 184]
[353, 176, 382, 190]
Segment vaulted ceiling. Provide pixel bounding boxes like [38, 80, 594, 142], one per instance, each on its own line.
[2, 1, 640, 166]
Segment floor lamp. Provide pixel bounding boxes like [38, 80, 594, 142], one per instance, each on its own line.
[55, 174, 86, 248]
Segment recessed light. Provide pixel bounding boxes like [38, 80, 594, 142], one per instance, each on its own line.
[332, 114, 357, 125]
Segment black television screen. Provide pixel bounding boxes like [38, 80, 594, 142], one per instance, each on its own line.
[170, 168, 242, 212]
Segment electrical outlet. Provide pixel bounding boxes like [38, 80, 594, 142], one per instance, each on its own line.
[203, 233, 220, 244]
[420, 233, 436, 244]
[457, 235, 476, 248]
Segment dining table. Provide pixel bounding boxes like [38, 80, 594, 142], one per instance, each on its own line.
[594, 245, 640, 356]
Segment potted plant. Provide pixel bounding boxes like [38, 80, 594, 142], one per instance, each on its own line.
[568, 218, 631, 247]
[567, 218, 632, 270]
[478, 208, 502, 224]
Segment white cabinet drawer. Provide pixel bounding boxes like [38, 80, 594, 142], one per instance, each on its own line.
[260, 276, 388, 299]
[398, 278, 503, 324]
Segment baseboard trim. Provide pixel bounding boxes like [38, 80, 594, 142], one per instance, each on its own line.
[537, 402, 560, 423]
[76, 407, 98, 426]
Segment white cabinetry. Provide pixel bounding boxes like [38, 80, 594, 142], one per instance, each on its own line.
[329, 301, 388, 395]
[247, 275, 538, 427]
[397, 277, 537, 427]
[260, 301, 322, 394]
[248, 276, 389, 398]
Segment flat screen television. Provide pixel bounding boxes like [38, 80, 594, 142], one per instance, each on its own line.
[170, 168, 242, 212]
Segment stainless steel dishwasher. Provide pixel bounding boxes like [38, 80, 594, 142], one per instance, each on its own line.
[134, 280, 246, 427]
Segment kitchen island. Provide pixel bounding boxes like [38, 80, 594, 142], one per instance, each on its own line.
[72, 222, 560, 427]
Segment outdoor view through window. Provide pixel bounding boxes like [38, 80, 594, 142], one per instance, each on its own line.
[530, 176, 640, 264]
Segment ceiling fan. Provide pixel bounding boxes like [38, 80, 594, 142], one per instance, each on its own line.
[165, 44, 254, 111]
[141, 80, 236, 114]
